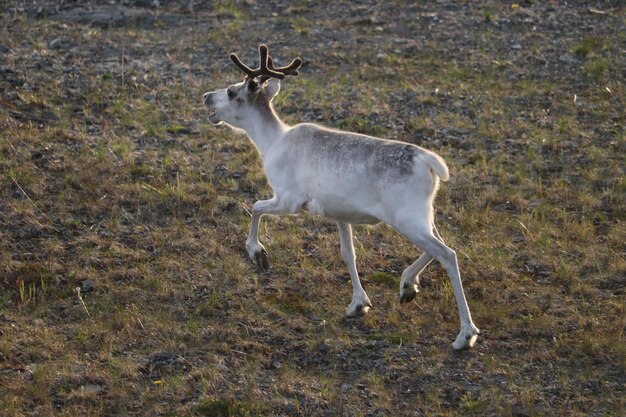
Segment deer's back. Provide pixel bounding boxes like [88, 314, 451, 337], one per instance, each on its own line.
[281, 123, 424, 180]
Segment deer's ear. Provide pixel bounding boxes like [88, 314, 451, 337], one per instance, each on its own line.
[265, 78, 281, 99]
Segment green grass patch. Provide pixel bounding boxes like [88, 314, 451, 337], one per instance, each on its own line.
[367, 271, 397, 288]
[583, 58, 610, 81]
[573, 36, 605, 58]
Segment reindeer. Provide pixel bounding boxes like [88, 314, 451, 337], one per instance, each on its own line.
[203, 45, 480, 349]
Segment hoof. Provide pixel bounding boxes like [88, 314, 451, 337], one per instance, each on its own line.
[254, 249, 269, 272]
[451, 325, 480, 350]
[399, 289, 417, 303]
[399, 283, 418, 303]
[346, 301, 373, 317]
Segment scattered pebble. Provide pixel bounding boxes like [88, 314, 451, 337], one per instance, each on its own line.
[81, 279, 95, 293]
[81, 384, 104, 395]
[48, 38, 63, 50]
[559, 54, 579, 64]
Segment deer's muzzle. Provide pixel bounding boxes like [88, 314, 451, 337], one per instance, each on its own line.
[203, 91, 221, 125]
[203, 92, 213, 106]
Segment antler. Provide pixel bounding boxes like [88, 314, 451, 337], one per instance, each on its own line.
[229, 44, 302, 83]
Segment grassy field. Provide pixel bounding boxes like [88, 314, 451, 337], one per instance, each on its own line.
[0, 1, 624, 416]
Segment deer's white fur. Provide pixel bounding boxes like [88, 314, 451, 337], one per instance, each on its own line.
[204, 77, 480, 349]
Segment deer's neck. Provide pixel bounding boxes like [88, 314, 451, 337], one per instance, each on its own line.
[243, 104, 287, 158]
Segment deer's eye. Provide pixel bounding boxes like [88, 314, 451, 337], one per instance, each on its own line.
[227, 89, 236, 99]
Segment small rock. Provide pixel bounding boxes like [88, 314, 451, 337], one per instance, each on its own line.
[511, 405, 531, 417]
[511, 43, 522, 50]
[3, 91, 18, 101]
[284, 403, 297, 414]
[318, 340, 331, 353]
[49, 38, 63, 50]
[559, 54, 578, 64]
[340, 383, 352, 393]
[81, 279, 95, 293]
[81, 384, 103, 395]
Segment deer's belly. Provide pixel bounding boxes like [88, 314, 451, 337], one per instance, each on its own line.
[303, 198, 381, 225]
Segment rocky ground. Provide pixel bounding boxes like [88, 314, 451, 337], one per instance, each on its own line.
[1, 1, 624, 416]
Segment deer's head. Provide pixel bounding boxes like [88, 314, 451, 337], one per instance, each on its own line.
[203, 44, 302, 130]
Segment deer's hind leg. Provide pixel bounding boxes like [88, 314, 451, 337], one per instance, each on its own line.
[399, 225, 447, 302]
[399, 252, 434, 303]
[394, 216, 480, 349]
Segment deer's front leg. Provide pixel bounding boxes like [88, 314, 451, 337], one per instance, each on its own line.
[337, 222, 372, 316]
[246, 195, 299, 271]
